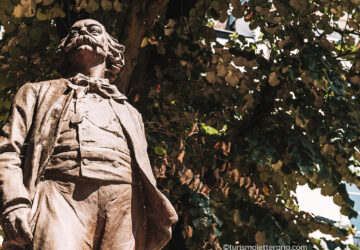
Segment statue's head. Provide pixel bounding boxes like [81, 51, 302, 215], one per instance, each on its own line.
[55, 19, 125, 83]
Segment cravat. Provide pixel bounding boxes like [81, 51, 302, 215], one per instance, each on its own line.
[69, 73, 127, 101]
[67, 73, 127, 125]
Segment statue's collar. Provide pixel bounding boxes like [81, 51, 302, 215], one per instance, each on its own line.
[65, 73, 127, 101]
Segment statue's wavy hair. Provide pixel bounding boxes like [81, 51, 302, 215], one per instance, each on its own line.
[55, 28, 125, 83]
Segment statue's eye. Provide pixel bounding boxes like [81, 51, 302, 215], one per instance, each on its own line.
[89, 27, 101, 34]
[70, 30, 78, 36]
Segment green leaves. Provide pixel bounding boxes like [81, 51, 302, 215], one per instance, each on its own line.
[154, 145, 166, 155]
[200, 123, 222, 136]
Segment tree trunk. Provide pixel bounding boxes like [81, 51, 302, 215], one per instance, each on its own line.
[116, 0, 169, 94]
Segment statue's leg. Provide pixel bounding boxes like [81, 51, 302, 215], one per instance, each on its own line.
[97, 183, 145, 250]
[29, 179, 101, 250]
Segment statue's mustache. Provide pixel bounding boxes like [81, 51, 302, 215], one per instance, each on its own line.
[64, 35, 105, 53]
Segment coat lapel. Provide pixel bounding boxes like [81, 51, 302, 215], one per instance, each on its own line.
[29, 79, 75, 190]
[109, 99, 157, 186]
[109, 99, 178, 250]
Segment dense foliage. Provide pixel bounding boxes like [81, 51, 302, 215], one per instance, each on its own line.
[1, 0, 360, 249]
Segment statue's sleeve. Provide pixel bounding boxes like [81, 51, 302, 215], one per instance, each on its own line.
[0, 82, 37, 215]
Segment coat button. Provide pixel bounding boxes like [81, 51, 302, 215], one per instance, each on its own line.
[112, 161, 119, 168]
[70, 113, 83, 124]
[83, 159, 90, 165]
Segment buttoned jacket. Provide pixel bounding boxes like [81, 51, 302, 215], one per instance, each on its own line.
[0, 78, 178, 250]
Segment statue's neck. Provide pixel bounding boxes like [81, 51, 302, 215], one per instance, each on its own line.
[76, 61, 106, 79]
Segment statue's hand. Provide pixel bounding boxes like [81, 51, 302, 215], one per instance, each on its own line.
[2, 207, 33, 246]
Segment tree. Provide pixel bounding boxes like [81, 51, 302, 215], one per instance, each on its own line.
[1, 0, 360, 249]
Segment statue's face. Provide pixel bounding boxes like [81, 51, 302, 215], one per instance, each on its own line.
[65, 19, 109, 69]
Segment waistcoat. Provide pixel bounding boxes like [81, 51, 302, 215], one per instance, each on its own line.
[45, 88, 132, 183]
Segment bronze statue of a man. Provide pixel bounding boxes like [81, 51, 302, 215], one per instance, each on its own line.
[0, 19, 178, 250]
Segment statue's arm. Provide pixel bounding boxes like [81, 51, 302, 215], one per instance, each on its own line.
[0, 83, 38, 215]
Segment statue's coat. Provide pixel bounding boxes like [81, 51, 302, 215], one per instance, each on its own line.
[0, 79, 178, 250]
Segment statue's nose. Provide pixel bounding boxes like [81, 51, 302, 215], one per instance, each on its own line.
[79, 27, 89, 35]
